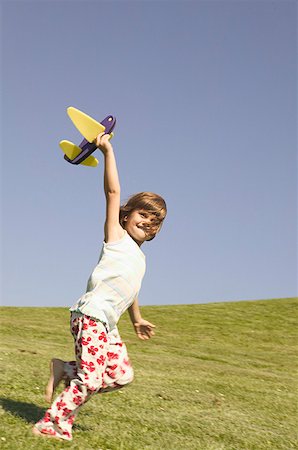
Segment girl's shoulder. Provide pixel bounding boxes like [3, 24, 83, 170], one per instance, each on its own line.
[104, 224, 125, 245]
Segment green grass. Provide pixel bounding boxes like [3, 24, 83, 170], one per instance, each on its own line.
[0, 298, 297, 449]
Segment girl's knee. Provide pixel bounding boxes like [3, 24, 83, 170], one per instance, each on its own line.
[76, 371, 104, 393]
[117, 365, 134, 386]
[103, 364, 134, 389]
[99, 367, 134, 393]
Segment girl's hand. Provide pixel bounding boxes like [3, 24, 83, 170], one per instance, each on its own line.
[93, 132, 113, 154]
[134, 319, 156, 340]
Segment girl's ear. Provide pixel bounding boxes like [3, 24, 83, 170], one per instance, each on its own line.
[123, 216, 128, 222]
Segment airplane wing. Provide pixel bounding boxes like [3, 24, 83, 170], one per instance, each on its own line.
[67, 107, 107, 143]
[59, 140, 98, 167]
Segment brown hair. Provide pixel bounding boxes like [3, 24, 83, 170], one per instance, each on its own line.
[119, 192, 167, 240]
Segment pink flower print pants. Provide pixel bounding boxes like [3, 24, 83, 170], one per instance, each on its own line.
[34, 312, 134, 441]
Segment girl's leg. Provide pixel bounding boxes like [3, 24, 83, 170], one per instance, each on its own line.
[58, 326, 134, 395]
[45, 358, 74, 403]
[100, 326, 134, 393]
[34, 314, 109, 441]
[43, 324, 134, 403]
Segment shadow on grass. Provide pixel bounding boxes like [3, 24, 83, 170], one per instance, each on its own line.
[0, 398, 89, 431]
[0, 397, 46, 423]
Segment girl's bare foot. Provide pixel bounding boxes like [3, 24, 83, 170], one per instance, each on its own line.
[32, 426, 63, 440]
[45, 358, 65, 403]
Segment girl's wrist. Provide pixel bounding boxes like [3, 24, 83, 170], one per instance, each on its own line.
[101, 144, 113, 155]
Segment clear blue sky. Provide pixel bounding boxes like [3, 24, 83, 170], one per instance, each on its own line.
[1, 0, 297, 307]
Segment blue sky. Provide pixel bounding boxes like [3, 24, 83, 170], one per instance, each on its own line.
[1, 0, 297, 307]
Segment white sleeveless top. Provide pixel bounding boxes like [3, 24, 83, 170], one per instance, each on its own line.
[70, 230, 146, 331]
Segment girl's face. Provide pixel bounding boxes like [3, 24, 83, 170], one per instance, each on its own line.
[123, 209, 159, 246]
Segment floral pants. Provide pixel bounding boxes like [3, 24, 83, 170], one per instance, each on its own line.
[34, 312, 134, 441]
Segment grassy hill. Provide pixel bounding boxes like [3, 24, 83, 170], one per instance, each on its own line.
[0, 298, 297, 449]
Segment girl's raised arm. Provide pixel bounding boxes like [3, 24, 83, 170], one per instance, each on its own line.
[94, 133, 125, 243]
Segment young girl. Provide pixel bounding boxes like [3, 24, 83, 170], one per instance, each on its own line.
[33, 132, 167, 441]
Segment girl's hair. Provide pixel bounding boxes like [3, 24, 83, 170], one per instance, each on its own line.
[119, 192, 167, 240]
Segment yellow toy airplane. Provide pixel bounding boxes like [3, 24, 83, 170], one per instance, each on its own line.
[59, 107, 116, 167]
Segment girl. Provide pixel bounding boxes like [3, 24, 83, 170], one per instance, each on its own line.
[33, 132, 167, 441]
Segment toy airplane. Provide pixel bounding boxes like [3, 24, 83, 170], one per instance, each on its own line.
[59, 107, 116, 167]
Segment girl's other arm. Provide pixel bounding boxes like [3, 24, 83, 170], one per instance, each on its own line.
[94, 133, 124, 243]
[128, 297, 156, 340]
